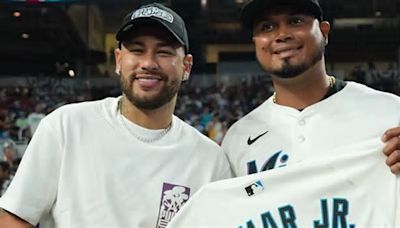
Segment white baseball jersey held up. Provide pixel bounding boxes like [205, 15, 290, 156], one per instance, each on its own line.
[0, 97, 233, 228]
[168, 139, 400, 227]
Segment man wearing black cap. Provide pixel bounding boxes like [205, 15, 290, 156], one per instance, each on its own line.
[223, 0, 400, 176]
[167, 0, 400, 226]
[0, 3, 232, 228]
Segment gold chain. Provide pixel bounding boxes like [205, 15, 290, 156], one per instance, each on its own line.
[118, 99, 172, 143]
[272, 76, 336, 103]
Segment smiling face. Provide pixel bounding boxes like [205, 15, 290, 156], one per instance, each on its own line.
[115, 23, 192, 110]
[252, 6, 330, 79]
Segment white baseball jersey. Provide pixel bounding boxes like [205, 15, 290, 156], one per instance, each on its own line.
[222, 82, 400, 176]
[0, 97, 233, 228]
[168, 139, 400, 227]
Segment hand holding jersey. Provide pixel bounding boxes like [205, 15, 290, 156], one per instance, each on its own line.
[382, 127, 400, 173]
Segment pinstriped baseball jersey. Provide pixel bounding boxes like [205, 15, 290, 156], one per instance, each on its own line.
[168, 139, 400, 227]
[222, 82, 400, 177]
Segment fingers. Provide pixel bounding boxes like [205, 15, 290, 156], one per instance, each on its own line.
[383, 133, 400, 174]
[386, 150, 400, 174]
[382, 127, 400, 174]
[390, 163, 400, 174]
[381, 126, 400, 142]
[386, 150, 400, 165]
[382, 136, 400, 156]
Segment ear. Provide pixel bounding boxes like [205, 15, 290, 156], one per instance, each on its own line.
[320, 21, 330, 45]
[182, 54, 193, 81]
[114, 48, 122, 76]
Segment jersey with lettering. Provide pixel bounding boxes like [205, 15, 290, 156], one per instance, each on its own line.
[222, 82, 400, 176]
[0, 97, 233, 228]
[168, 139, 400, 227]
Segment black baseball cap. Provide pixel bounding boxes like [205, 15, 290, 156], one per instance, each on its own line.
[116, 3, 189, 53]
[240, 0, 323, 27]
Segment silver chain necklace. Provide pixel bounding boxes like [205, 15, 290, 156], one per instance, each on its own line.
[118, 100, 172, 143]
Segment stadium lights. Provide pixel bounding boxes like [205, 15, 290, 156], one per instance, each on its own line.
[68, 69, 75, 77]
[13, 11, 21, 17]
[21, 33, 30, 39]
[201, 0, 207, 8]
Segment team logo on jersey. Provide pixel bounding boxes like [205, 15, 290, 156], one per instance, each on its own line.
[156, 183, 191, 228]
[247, 130, 269, 145]
[247, 150, 289, 174]
[245, 180, 264, 196]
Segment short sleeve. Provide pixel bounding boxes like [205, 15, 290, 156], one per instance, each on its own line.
[0, 117, 63, 225]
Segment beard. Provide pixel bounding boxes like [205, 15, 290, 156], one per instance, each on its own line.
[260, 40, 325, 79]
[120, 72, 181, 110]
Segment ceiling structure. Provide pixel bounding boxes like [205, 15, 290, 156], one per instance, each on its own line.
[0, 0, 399, 76]
[0, 2, 90, 76]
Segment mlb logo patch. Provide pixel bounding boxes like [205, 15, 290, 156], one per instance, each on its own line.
[245, 180, 264, 196]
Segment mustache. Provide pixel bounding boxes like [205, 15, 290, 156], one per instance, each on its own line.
[127, 70, 168, 82]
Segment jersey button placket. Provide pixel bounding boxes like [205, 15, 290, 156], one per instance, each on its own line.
[297, 118, 306, 143]
[291, 115, 307, 162]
